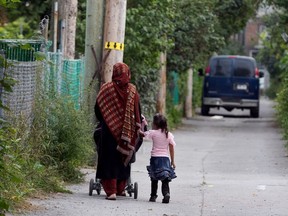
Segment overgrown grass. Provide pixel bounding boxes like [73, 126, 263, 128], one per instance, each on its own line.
[29, 94, 95, 183]
[0, 64, 95, 215]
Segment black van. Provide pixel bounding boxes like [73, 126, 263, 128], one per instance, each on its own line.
[199, 55, 264, 118]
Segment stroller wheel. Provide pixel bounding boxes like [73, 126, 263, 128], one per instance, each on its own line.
[89, 179, 94, 196]
[133, 182, 138, 199]
[96, 188, 101, 195]
[126, 183, 133, 197]
[95, 179, 101, 195]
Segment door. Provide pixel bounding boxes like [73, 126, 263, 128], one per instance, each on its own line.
[204, 57, 233, 98]
[231, 58, 259, 100]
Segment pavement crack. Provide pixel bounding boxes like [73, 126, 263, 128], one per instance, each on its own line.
[200, 153, 210, 216]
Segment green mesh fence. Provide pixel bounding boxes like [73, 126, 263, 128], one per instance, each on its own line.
[45, 52, 85, 109]
[61, 59, 85, 109]
[46, 52, 63, 94]
[0, 39, 42, 61]
[170, 71, 179, 105]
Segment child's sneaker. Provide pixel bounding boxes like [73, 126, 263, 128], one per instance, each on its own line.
[149, 195, 157, 202]
[162, 193, 170, 203]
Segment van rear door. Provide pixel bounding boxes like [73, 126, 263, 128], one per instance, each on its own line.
[204, 57, 233, 98]
[232, 58, 259, 100]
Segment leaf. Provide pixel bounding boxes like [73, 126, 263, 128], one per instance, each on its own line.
[0, 198, 9, 211]
[35, 52, 46, 61]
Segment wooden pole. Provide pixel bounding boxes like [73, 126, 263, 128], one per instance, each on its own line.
[53, 1, 58, 52]
[84, 0, 105, 85]
[84, 0, 105, 121]
[185, 67, 193, 118]
[156, 52, 167, 115]
[58, 0, 77, 59]
[102, 0, 127, 83]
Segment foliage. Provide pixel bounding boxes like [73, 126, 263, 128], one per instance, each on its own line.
[1, 44, 94, 215]
[0, 122, 23, 216]
[256, 11, 287, 99]
[167, 0, 224, 117]
[168, 0, 225, 73]
[0, 0, 50, 41]
[0, 0, 21, 7]
[125, 0, 176, 117]
[214, 0, 261, 41]
[30, 94, 94, 182]
[0, 48, 19, 215]
[0, 17, 34, 38]
[218, 40, 246, 55]
[3, 0, 51, 25]
[275, 52, 288, 144]
[192, 65, 204, 110]
[75, 0, 86, 56]
[258, 0, 288, 146]
[28, 61, 94, 183]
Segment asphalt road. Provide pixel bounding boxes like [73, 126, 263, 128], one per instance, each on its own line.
[15, 98, 288, 216]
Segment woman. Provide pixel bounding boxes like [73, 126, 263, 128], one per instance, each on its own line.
[94, 62, 141, 200]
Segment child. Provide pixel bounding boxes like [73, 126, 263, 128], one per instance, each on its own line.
[142, 113, 176, 204]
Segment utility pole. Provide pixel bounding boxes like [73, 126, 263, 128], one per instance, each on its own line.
[84, 0, 105, 119]
[53, 1, 58, 52]
[58, 0, 78, 59]
[185, 67, 193, 118]
[156, 52, 167, 114]
[102, 0, 127, 82]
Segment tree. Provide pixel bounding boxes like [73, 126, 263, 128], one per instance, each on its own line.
[168, 0, 225, 117]
[214, 0, 262, 42]
[124, 0, 176, 116]
[1, 0, 51, 31]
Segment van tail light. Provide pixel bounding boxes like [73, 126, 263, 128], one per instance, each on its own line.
[255, 68, 259, 78]
[205, 66, 210, 76]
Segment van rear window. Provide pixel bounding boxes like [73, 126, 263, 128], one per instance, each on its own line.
[210, 58, 232, 77]
[233, 59, 254, 77]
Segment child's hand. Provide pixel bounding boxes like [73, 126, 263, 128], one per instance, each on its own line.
[171, 161, 176, 169]
[138, 130, 145, 137]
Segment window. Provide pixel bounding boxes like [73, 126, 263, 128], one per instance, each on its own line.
[234, 59, 254, 77]
[210, 58, 232, 77]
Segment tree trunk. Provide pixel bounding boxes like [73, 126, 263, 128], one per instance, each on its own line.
[185, 67, 193, 118]
[102, 0, 127, 82]
[58, 0, 78, 59]
[156, 52, 167, 115]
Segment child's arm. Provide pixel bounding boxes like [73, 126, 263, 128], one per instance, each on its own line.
[138, 130, 145, 137]
[169, 143, 176, 169]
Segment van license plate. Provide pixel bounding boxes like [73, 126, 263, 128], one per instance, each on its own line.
[236, 84, 247, 90]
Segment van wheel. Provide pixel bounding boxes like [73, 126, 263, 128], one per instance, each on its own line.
[250, 107, 259, 118]
[201, 105, 209, 116]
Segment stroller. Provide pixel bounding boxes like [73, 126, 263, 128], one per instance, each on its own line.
[89, 176, 138, 199]
[88, 123, 143, 199]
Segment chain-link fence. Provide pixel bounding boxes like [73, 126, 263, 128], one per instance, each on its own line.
[0, 39, 85, 123]
[0, 39, 44, 123]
